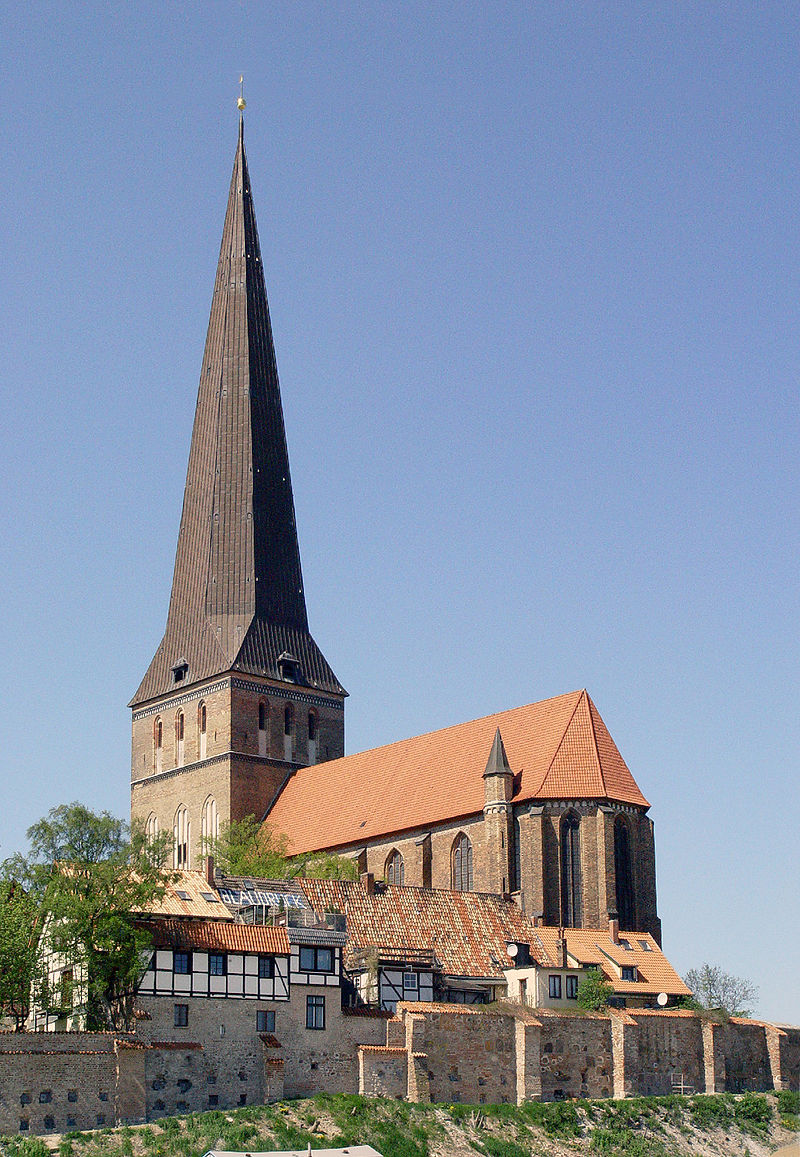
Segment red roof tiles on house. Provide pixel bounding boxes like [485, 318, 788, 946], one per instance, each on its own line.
[268, 690, 648, 854]
[534, 927, 690, 997]
[147, 919, 289, 956]
[300, 878, 545, 980]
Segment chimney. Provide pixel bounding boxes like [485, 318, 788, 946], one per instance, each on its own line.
[608, 912, 620, 945]
[361, 871, 375, 896]
[556, 934, 568, 969]
[205, 855, 215, 887]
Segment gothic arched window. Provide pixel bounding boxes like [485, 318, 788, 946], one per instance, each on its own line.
[451, 833, 473, 892]
[614, 815, 636, 930]
[283, 704, 293, 760]
[198, 701, 207, 760]
[145, 813, 159, 843]
[154, 718, 163, 774]
[201, 796, 219, 850]
[258, 701, 268, 757]
[176, 711, 185, 767]
[173, 805, 190, 869]
[560, 811, 582, 927]
[307, 711, 317, 764]
[385, 849, 404, 886]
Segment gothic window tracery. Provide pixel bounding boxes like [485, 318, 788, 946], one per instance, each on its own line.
[385, 849, 404, 886]
[154, 718, 163, 774]
[614, 815, 636, 930]
[560, 811, 582, 927]
[258, 701, 268, 757]
[201, 796, 219, 850]
[198, 702, 207, 760]
[176, 711, 185, 767]
[173, 806, 190, 869]
[451, 833, 473, 892]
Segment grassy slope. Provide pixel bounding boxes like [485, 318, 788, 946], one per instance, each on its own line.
[2, 1092, 799, 1157]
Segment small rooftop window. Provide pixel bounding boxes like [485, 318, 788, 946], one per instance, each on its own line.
[638, 940, 652, 951]
[201, 892, 218, 902]
[619, 939, 633, 951]
[171, 660, 189, 684]
[175, 890, 191, 901]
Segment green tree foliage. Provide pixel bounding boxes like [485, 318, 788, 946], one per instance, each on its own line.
[6, 802, 174, 1032]
[684, 963, 758, 1017]
[0, 878, 42, 1030]
[203, 815, 291, 878]
[204, 815, 358, 881]
[576, 968, 615, 1011]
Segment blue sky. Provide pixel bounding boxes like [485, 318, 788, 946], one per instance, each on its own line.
[2, 3, 798, 1023]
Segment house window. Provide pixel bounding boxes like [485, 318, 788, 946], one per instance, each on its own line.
[173, 951, 191, 974]
[560, 812, 582, 927]
[209, 953, 227, 976]
[403, 973, 418, 992]
[307, 711, 316, 740]
[67, 1091, 78, 1103]
[566, 975, 579, 1000]
[174, 1004, 189, 1027]
[385, 849, 404, 886]
[39, 1091, 52, 1104]
[299, 946, 334, 973]
[451, 833, 473, 892]
[306, 994, 325, 1030]
[256, 1010, 276, 1032]
[549, 975, 562, 999]
[258, 956, 274, 979]
[173, 805, 190, 868]
[621, 965, 637, 982]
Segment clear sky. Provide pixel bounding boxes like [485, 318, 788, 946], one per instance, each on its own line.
[2, 3, 798, 1024]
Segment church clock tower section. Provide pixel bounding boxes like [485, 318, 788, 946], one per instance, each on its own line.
[130, 118, 346, 868]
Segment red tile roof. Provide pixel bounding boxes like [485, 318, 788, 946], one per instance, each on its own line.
[146, 919, 289, 955]
[300, 878, 545, 980]
[534, 927, 690, 997]
[139, 871, 234, 919]
[268, 690, 648, 854]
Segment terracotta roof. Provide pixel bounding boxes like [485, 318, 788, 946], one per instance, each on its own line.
[300, 878, 545, 980]
[269, 690, 648, 854]
[132, 119, 343, 705]
[139, 871, 234, 919]
[147, 918, 289, 955]
[534, 928, 690, 997]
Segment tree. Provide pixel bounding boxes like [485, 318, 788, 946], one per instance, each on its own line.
[683, 963, 758, 1017]
[203, 815, 358, 881]
[203, 815, 291, 878]
[576, 969, 615, 1011]
[0, 879, 42, 1030]
[6, 803, 174, 1032]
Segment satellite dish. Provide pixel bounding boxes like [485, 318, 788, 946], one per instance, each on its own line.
[506, 942, 519, 960]
[657, 992, 668, 1007]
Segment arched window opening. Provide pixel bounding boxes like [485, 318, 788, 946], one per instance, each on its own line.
[176, 711, 185, 767]
[198, 702, 207, 761]
[201, 796, 219, 851]
[258, 701, 268, 757]
[385, 849, 404, 886]
[307, 711, 317, 764]
[154, 718, 163, 774]
[451, 833, 473, 892]
[560, 812, 582, 927]
[283, 704, 293, 761]
[145, 813, 159, 842]
[614, 816, 636, 930]
[174, 806, 190, 870]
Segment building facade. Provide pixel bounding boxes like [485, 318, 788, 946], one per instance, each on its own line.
[131, 118, 660, 940]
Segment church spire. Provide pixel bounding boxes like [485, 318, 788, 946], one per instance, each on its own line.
[132, 120, 344, 705]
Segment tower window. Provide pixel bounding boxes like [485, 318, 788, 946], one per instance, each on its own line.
[614, 816, 636, 931]
[259, 702, 267, 731]
[307, 711, 316, 741]
[284, 704, 293, 735]
[198, 702, 207, 760]
[258, 701, 268, 757]
[176, 712, 185, 767]
[174, 805, 190, 869]
[201, 796, 218, 849]
[171, 660, 189, 684]
[154, 718, 163, 774]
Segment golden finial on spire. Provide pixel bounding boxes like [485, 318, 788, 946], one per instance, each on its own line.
[237, 76, 246, 112]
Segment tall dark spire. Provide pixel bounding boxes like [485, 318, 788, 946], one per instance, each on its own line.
[132, 119, 343, 704]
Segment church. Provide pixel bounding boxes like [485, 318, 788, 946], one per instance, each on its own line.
[130, 118, 661, 944]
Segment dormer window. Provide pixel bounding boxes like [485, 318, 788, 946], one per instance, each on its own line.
[172, 660, 189, 685]
[277, 652, 300, 683]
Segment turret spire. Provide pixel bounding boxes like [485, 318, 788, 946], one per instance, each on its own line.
[132, 121, 343, 705]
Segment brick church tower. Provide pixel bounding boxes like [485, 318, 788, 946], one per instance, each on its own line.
[130, 118, 346, 868]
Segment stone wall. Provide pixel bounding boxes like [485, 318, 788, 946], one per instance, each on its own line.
[360, 1004, 800, 1105]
